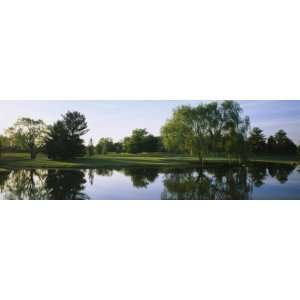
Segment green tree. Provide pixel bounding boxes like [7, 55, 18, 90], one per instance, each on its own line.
[248, 127, 266, 154]
[274, 130, 297, 155]
[45, 121, 70, 160]
[123, 129, 161, 153]
[6, 118, 47, 159]
[267, 136, 276, 154]
[96, 138, 114, 154]
[45, 111, 88, 160]
[220, 101, 250, 161]
[0, 135, 11, 152]
[161, 101, 250, 162]
[124, 129, 148, 153]
[161, 106, 197, 155]
[87, 138, 95, 156]
[113, 142, 123, 153]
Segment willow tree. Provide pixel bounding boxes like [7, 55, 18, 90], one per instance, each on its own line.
[161, 101, 250, 162]
[161, 105, 211, 161]
[161, 105, 201, 156]
[220, 101, 250, 161]
[6, 118, 48, 159]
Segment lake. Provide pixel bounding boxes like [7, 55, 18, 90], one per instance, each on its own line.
[0, 164, 299, 200]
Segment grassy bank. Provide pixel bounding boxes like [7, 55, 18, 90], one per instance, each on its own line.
[0, 152, 299, 170]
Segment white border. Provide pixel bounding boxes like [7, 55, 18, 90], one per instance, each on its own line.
[0, 0, 299, 100]
[1, 1, 300, 299]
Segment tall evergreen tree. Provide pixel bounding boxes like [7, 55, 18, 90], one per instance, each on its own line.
[274, 130, 297, 155]
[267, 136, 276, 154]
[45, 111, 88, 160]
[248, 127, 266, 154]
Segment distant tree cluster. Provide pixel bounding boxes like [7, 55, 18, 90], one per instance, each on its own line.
[123, 129, 164, 154]
[248, 127, 297, 155]
[94, 130, 164, 155]
[96, 138, 122, 155]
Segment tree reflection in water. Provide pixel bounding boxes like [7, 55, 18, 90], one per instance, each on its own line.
[2, 169, 49, 200]
[161, 166, 252, 200]
[161, 164, 296, 200]
[248, 165, 268, 187]
[267, 164, 295, 184]
[122, 167, 159, 188]
[0, 169, 89, 200]
[45, 170, 89, 200]
[0, 170, 11, 194]
[0, 163, 297, 200]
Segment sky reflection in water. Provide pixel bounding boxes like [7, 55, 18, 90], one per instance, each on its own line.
[0, 164, 299, 200]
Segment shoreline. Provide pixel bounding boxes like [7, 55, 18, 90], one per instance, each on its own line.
[0, 153, 299, 171]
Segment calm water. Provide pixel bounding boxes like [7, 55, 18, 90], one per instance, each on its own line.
[0, 164, 299, 200]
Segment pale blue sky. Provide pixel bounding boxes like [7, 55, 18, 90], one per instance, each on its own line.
[0, 100, 299, 144]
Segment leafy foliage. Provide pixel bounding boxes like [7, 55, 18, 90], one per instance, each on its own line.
[123, 129, 163, 153]
[45, 111, 88, 160]
[161, 101, 250, 161]
[5, 118, 48, 159]
[96, 138, 114, 154]
[87, 138, 95, 156]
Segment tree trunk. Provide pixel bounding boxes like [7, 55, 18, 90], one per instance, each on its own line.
[198, 153, 204, 168]
[30, 148, 37, 160]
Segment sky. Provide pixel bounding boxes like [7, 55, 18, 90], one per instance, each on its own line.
[0, 100, 299, 144]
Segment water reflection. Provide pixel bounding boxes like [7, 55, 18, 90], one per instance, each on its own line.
[122, 167, 159, 188]
[267, 164, 295, 184]
[45, 170, 89, 200]
[0, 163, 298, 200]
[161, 166, 252, 200]
[162, 164, 297, 200]
[3, 169, 48, 200]
[0, 169, 89, 200]
[0, 170, 10, 193]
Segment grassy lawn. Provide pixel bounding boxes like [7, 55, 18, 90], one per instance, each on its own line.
[0, 152, 299, 170]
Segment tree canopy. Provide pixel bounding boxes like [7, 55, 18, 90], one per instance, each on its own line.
[5, 118, 48, 159]
[161, 101, 250, 161]
[45, 111, 88, 160]
[123, 129, 163, 153]
[273, 130, 297, 155]
[96, 138, 115, 154]
[248, 127, 266, 154]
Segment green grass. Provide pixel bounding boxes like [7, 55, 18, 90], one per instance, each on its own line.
[0, 152, 299, 169]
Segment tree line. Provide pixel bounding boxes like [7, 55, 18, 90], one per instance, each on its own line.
[161, 101, 299, 160]
[0, 101, 299, 161]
